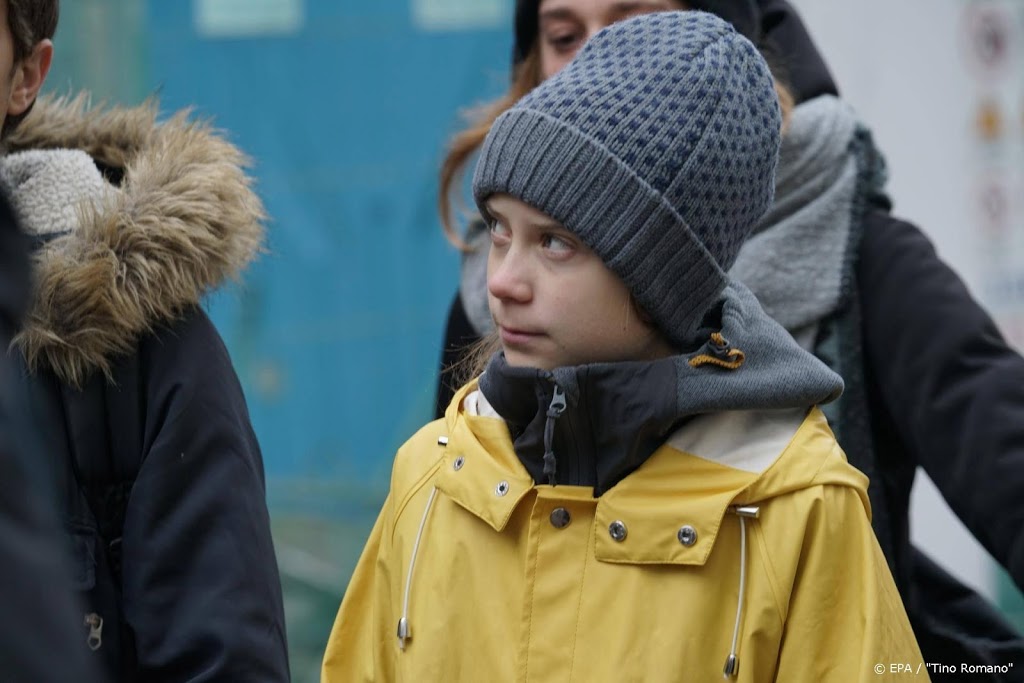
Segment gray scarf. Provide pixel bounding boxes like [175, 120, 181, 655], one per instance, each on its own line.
[730, 95, 887, 345]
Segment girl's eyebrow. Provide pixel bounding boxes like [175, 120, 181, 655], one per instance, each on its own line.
[485, 202, 565, 232]
[538, 7, 578, 23]
[524, 219, 568, 232]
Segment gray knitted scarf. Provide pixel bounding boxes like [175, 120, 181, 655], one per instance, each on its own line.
[730, 95, 887, 345]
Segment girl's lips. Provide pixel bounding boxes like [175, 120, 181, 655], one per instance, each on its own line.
[499, 326, 543, 346]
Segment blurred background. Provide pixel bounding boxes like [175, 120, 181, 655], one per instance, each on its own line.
[47, 0, 1023, 679]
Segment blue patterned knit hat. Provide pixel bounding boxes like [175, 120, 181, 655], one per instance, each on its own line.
[473, 11, 781, 347]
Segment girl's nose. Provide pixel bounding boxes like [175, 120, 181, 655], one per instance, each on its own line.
[487, 249, 532, 303]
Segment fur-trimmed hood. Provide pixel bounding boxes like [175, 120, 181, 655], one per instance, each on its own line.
[2, 94, 265, 387]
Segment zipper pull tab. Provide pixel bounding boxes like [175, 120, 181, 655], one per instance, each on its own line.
[84, 612, 103, 651]
[547, 384, 566, 418]
[542, 384, 566, 485]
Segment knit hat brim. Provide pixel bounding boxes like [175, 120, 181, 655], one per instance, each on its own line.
[474, 107, 727, 348]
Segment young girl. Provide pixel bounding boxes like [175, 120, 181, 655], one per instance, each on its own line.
[323, 12, 925, 682]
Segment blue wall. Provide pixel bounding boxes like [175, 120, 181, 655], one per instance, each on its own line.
[147, 2, 509, 501]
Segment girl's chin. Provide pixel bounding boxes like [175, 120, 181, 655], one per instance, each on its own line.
[502, 349, 556, 371]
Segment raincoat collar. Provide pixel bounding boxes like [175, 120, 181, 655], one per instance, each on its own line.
[440, 381, 868, 565]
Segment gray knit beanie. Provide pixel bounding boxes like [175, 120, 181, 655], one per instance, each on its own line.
[473, 11, 781, 347]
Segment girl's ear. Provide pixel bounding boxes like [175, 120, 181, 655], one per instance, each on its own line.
[7, 39, 54, 118]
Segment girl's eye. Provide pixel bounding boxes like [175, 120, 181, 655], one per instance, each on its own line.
[489, 220, 511, 244]
[542, 233, 575, 255]
[547, 33, 580, 52]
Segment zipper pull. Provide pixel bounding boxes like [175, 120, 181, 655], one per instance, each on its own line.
[542, 384, 566, 485]
[547, 384, 566, 418]
[84, 612, 103, 651]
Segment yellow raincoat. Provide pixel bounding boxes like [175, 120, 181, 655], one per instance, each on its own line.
[323, 382, 927, 682]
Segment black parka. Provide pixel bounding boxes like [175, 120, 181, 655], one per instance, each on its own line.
[5, 95, 290, 682]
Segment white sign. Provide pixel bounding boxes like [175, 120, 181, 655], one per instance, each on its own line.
[411, 0, 509, 31]
[195, 0, 303, 38]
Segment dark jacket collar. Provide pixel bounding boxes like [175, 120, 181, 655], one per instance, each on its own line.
[479, 353, 682, 496]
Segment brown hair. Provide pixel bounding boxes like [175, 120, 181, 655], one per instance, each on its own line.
[437, 43, 794, 251]
[3, 0, 59, 136]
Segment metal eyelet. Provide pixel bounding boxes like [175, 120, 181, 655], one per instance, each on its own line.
[495, 480, 510, 497]
[608, 520, 628, 542]
[677, 525, 698, 547]
[452, 456, 465, 471]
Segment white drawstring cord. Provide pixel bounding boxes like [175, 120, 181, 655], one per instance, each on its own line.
[397, 486, 438, 651]
[724, 505, 758, 678]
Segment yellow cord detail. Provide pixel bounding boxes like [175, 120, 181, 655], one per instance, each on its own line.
[688, 332, 746, 370]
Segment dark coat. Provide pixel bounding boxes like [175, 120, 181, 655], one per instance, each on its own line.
[13, 308, 289, 681]
[858, 209, 1024, 670]
[4, 95, 289, 682]
[1, 190, 99, 683]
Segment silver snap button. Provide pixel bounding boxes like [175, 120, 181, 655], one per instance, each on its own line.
[495, 481, 510, 497]
[608, 520, 628, 542]
[677, 525, 698, 547]
[549, 507, 571, 529]
[452, 456, 465, 471]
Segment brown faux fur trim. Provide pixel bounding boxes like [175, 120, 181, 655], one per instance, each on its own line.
[7, 94, 265, 387]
